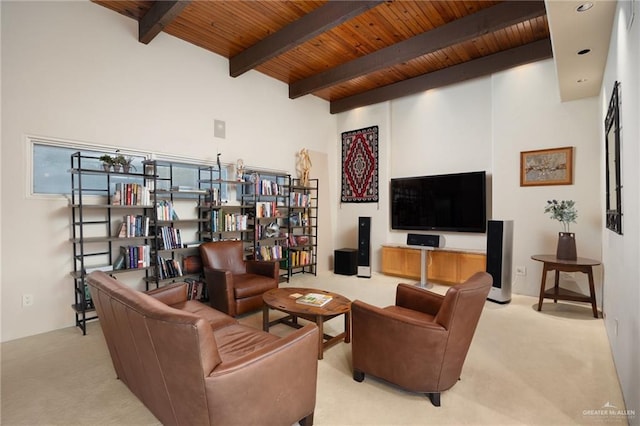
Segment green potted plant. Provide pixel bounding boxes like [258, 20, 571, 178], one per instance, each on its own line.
[115, 154, 136, 173]
[111, 154, 124, 172]
[544, 199, 578, 260]
[99, 154, 114, 172]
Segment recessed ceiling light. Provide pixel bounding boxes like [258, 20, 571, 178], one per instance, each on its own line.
[577, 78, 588, 83]
[576, 2, 594, 12]
[578, 48, 591, 55]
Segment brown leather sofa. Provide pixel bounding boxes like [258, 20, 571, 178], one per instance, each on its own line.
[199, 240, 279, 316]
[87, 271, 318, 426]
[351, 271, 492, 406]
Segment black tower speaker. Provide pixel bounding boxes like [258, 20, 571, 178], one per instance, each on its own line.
[357, 217, 371, 278]
[486, 220, 513, 304]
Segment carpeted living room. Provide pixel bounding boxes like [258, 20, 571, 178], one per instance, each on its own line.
[2, 1, 639, 425]
[1, 271, 628, 425]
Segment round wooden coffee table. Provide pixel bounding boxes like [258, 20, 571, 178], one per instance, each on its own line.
[262, 287, 351, 360]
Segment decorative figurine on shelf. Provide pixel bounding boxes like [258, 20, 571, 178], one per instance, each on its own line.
[236, 158, 245, 181]
[217, 152, 222, 175]
[296, 148, 312, 187]
[264, 222, 280, 238]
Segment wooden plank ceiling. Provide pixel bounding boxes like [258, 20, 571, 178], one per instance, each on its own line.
[93, 0, 551, 114]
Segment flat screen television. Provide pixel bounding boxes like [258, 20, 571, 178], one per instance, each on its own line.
[390, 171, 487, 233]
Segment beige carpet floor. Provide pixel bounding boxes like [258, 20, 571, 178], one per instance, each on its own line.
[1, 271, 628, 425]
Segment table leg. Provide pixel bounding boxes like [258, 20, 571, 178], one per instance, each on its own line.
[344, 311, 351, 343]
[315, 316, 324, 360]
[537, 264, 549, 311]
[262, 305, 269, 332]
[586, 267, 598, 318]
[553, 270, 560, 303]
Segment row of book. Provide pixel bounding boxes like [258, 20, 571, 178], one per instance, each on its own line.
[290, 249, 312, 267]
[156, 255, 183, 279]
[184, 278, 205, 301]
[202, 188, 222, 207]
[156, 200, 179, 221]
[255, 244, 284, 261]
[256, 202, 280, 218]
[117, 215, 150, 238]
[289, 211, 309, 227]
[113, 183, 151, 206]
[256, 178, 285, 196]
[210, 211, 248, 232]
[156, 226, 183, 250]
[82, 284, 94, 309]
[288, 233, 310, 247]
[290, 192, 311, 207]
[113, 245, 151, 270]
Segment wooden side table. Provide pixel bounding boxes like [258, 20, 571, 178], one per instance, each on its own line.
[531, 254, 600, 318]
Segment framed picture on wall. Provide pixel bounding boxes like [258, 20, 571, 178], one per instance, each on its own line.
[520, 146, 574, 186]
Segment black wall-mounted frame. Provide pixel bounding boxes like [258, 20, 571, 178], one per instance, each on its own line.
[605, 81, 622, 234]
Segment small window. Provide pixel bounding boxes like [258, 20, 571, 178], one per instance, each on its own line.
[155, 160, 229, 201]
[31, 137, 226, 199]
[32, 140, 146, 196]
[32, 143, 105, 196]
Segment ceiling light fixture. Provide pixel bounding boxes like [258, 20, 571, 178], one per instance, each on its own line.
[578, 48, 592, 55]
[577, 78, 588, 83]
[576, 2, 594, 12]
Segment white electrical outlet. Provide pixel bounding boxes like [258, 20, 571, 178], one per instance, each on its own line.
[22, 294, 34, 307]
[515, 266, 526, 276]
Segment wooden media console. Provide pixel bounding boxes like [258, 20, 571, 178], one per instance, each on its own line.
[381, 245, 486, 285]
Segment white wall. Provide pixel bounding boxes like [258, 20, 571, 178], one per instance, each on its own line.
[601, 1, 640, 419]
[492, 61, 602, 297]
[336, 59, 603, 299]
[0, 1, 336, 341]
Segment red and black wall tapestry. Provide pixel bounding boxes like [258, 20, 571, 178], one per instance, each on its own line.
[341, 126, 379, 203]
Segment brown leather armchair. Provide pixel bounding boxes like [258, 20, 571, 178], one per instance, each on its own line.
[351, 271, 492, 406]
[200, 240, 279, 316]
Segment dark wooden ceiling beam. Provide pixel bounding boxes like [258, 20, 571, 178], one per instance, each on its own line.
[139, 1, 191, 44]
[329, 38, 553, 114]
[291, 0, 547, 99]
[230, 1, 384, 78]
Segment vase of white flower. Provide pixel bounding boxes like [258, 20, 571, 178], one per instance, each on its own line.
[545, 200, 578, 260]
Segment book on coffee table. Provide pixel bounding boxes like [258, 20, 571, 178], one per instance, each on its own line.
[296, 293, 333, 307]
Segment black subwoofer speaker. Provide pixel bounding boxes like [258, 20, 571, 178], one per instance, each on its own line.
[334, 248, 357, 276]
[357, 217, 371, 278]
[486, 220, 513, 304]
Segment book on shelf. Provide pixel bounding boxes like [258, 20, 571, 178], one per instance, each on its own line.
[171, 185, 206, 193]
[156, 255, 183, 279]
[295, 293, 332, 307]
[184, 278, 204, 301]
[112, 183, 150, 206]
[156, 200, 179, 221]
[84, 264, 114, 274]
[117, 215, 150, 238]
[113, 253, 126, 270]
[117, 245, 150, 269]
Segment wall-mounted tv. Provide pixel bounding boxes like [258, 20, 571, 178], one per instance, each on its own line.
[390, 171, 487, 233]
